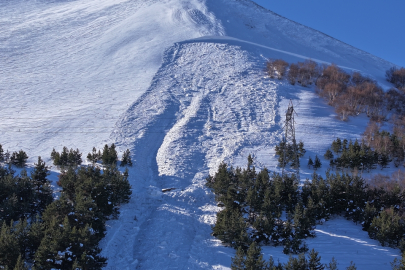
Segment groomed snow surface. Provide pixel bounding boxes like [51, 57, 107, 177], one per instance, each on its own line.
[0, 0, 400, 269]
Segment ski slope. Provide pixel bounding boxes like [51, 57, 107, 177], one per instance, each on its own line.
[0, 0, 400, 269]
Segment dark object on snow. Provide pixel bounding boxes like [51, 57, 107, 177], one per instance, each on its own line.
[162, 188, 176, 193]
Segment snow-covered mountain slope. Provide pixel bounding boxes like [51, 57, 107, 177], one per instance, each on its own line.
[0, 0, 223, 160]
[0, 0, 399, 269]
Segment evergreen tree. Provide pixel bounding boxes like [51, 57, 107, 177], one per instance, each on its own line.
[314, 155, 322, 170]
[275, 141, 303, 169]
[326, 257, 338, 270]
[31, 157, 53, 215]
[51, 147, 82, 167]
[331, 138, 342, 155]
[391, 251, 405, 270]
[368, 207, 403, 247]
[231, 247, 245, 270]
[13, 254, 28, 270]
[284, 253, 307, 270]
[212, 208, 251, 249]
[10, 150, 28, 167]
[342, 139, 348, 151]
[245, 242, 265, 270]
[87, 147, 102, 164]
[346, 261, 357, 270]
[0, 222, 20, 269]
[324, 149, 334, 160]
[266, 256, 283, 270]
[34, 216, 106, 270]
[27, 217, 44, 259]
[13, 219, 30, 261]
[293, 203, 315, 239]
[362, 202, 378, 231]
[51, 148, 58, 164]
[247, 154, 254, 170]
[101, 144, 118, 165]
[120, 149, 132, 167]
[0, 144, 4, 162]
[308, 156, 314, 169]
[378, 153, 391, 169]
[253, 212, 275, 243]
[308, 249, 324, 270]
[298, 141, 306, 157]
[246, 186, 261, 221]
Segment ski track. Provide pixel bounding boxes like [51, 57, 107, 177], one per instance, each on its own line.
[1, 0, 400, 269]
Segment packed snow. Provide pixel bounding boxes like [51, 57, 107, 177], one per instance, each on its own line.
[0, 0, 400, 269]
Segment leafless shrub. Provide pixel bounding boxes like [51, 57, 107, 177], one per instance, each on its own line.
[287, 63, 299, 85]
[386, 67, 405, 89]
[266, 59, 289, 79]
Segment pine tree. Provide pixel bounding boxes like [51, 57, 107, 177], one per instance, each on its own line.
[27, 216, 44, 258]
[266, 256, 283, 270]
[31, 156, 53, 215]
[307, 249, 324, 270]
[120, 149, 132, 167]
[391, 251, 405, 270]
[346, 261, 357, 270]
[324, 149, 334, 160]
[0, 144, 4, 162]
[245, 242, 265, 270]
[13, 219, 30, 260]
[331, 138, 342, 155]
[10, 150, 28, 167]
[253, 212, 275, 243]
[314, 155, 322, 170]
[231, 247, 245, 270]
[342, 139, 348, 151]
[0, 222, 20, 268]
[326, 257, 338, 270]
[298, 141, 306, 157]
[51, 147, 82, 167]
[101, 144, 118, 165]
[308, 156, 314, 169]
[368, 207, 403, 247]
[12, 254, 28, 270]
[87, 147, 101, 164]
[246, 186, 261, 221]
[284, 253, 307, 270]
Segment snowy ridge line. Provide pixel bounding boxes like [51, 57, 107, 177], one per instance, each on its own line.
[223, 0, 394, 69]
[181, 36, 359, 71]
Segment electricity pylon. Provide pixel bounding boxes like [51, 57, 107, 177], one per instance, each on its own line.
[282, 100, 300, 179]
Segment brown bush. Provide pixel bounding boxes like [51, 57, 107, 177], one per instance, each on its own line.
[363, 121, 380, 146]
[351, 72, 374, 85]
[287, 63, 299, 85]
[369, 171, 405, 193]
[267, 59, 289, 79]
[386, 88, 405, 116]
[320, 82, 345, 104]
[316, 64, 350, 104]
[356, 81, 384, 117]
[387, 67, 405, 89]
[297, 60, 320, 86]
